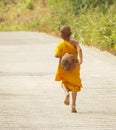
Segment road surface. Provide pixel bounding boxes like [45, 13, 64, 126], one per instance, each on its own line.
[0, 32, 116, 130]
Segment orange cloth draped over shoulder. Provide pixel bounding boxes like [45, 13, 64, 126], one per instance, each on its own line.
[55, 40, 82, 92]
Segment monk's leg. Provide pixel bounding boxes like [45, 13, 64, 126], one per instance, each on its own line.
[63, 86, 70, 105]
[71, 91, 77, 112]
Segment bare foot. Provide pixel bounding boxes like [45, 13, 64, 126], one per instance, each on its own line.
[71, 106, 77, 113]
[64, 94, 70, 105]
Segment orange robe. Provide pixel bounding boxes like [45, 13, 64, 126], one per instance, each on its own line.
[55, 40, 82, 92]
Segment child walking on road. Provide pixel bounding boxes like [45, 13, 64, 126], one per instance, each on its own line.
[54, 25, 83, 113]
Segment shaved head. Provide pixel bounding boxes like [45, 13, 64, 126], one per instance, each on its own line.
[60, 25, 72, 38]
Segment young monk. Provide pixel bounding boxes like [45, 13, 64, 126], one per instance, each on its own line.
[55, 25, 83, 113]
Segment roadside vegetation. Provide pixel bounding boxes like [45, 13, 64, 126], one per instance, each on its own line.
[0, 0, 116, 55]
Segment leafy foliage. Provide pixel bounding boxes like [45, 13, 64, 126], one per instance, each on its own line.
[0, 0, 116, 55]
[48, 0, 116, 54]
[69, 0, 114, 14]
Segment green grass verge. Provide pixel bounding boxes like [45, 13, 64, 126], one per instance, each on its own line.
[0, 0, 115, 55]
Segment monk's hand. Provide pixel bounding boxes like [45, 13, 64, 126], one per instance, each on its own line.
[75, 60, 82, 67]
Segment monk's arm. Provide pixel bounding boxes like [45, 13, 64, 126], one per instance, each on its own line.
[55, 54, 61, 58]
[76, 43, 83, 65]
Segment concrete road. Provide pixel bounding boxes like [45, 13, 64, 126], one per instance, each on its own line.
[0, 32, 116, 130]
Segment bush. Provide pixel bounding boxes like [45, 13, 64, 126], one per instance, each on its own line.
[23, 0, 34, 10]
[47, 0, 116, 55]
[0, 0, 116, 55]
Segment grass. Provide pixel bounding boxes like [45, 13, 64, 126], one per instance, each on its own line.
[0, 0, 116, 55]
